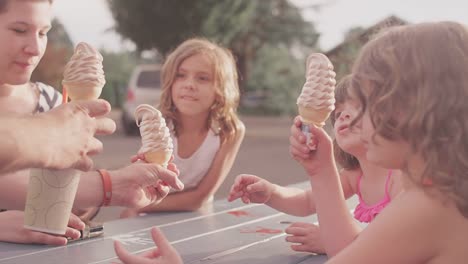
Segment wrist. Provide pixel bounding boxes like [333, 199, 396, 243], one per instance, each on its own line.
[97, 169, 112, 207]
[265, 183, 279, 206]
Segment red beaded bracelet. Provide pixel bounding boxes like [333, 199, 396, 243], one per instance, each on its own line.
[97, 169, 112, 207]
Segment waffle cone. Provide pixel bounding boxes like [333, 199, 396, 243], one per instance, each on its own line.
[144, 150, 172, 168]
[65, 84, 103, 101]
[298, 106, 331, 127]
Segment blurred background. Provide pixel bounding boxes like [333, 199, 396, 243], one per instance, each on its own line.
[44, 0, 468, 116]
[35, 0, 468, 220]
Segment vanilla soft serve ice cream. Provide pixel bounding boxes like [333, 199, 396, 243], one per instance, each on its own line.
[134, 104, 173, 168]
[297, 53, 336, 127]
[62, 42, 105, 100]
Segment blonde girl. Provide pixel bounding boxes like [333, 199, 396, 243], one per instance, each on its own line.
[124, 38, 245, 215]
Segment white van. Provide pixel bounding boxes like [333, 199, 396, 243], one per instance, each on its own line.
[121, 64, 162, 135]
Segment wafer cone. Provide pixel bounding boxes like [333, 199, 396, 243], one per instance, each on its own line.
[298, 106, 332, 128]
[65, 84, 103, 101]
[144, 150, 172, 168]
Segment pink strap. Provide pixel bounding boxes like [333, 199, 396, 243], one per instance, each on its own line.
[356, 170, 393, 201]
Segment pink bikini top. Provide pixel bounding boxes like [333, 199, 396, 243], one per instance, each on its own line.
[353, 170, 393, 223]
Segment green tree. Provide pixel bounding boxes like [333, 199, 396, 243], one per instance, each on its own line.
[107, 0, 319, 114]
[100, 50, 140, 107]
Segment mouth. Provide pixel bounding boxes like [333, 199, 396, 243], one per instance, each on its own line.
[337, 124, 349, 134]
[14, 61, 35, 69]
[180, 95, 198, 101]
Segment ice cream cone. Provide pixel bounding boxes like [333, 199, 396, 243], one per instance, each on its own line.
[134, 104, 173, 168]
[65, 84, 103, 101]
[298, 106, 332, 128]
[62, 42, 105, 101]
[144, 150, 172, 168]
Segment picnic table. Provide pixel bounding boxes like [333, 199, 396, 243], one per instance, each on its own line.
[0, 182, 358, 264]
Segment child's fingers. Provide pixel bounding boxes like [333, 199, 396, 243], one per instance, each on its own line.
[288, 222, 314, 228]
[130, 155, 139, 163]
[294, 116, 302, 127]
[290, 125, 307, 144]
[246, 180, 268, 194]
[290, 244, 310, 252]
[227, 191, 243, 202]
[308, 126, 332, 146]
[285, 226, 308, 236]
[289, 135, 310, 154]
[289, 145, 310, 160]
[114, 240, 150, 264]
[241, 194, 250, 204]
[150, 227, 174, 255]
[285, 234, 306, 244]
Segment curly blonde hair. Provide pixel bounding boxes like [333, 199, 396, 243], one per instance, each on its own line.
[158, 38, 241, 143]
[330, 75, 360, 170]
[352, 21, 468, 217]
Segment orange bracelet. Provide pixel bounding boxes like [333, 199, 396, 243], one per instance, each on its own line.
[97, 169, 112, 206]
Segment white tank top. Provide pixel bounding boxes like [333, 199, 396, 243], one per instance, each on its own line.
[172, 129, 220, 190]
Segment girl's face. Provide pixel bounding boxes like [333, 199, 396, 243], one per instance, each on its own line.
[171, 53, 216, 117]
[333, 98, 364, 156]
[361, 110, 410, 169]
[0, 0, 51, 85]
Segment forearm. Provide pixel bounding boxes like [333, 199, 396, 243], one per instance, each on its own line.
[0, 172, 29, 209]
[73, 170, 103, 209]
[311, 167, 361, 257]
[266, 186, 314, 216]
[140, 189, 208, 212]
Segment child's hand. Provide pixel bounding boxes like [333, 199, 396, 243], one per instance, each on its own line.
[227, 174, 275, 204]
[114, 227, 182, 264]
[289, 116, 335, 177]
[285, 222, 325, 254]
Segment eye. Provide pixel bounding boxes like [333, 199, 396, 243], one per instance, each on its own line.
[11, 28, 27, 34]
[39, 30, 49, 37]
[198, 75, 211, 82]
[176, 72, 185, 79]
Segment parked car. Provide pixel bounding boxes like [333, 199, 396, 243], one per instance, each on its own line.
[121, 64, 162, 135]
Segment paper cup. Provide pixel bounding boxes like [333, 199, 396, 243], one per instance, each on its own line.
[24, 168, 80, 235]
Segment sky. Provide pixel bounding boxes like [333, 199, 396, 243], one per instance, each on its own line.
[53, 0, 468, 52]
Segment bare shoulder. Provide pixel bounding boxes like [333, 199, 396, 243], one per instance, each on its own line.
[235, 120, 246, 140]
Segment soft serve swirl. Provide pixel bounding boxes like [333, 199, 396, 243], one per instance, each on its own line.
[62, 42, 106, 88]
[134, 104, 173, 154]
[297, 53, 336, 111]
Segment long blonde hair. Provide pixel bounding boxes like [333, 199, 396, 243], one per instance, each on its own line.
[158, 38, 241, 143]
[352, 21, 468, 217]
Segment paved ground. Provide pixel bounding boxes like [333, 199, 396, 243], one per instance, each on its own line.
[93, 110, 314, 221]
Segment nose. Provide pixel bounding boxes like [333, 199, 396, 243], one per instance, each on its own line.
[182, 76, 196, 90]
[339, 111, 351, 121]
[23, 35, 42, 56]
